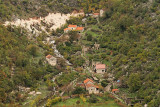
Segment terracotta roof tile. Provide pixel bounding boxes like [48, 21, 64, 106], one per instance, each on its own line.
[76, 27, 84, 31]
[84, 78, 94, 84]
[93, 13, 99, 15]
[96, 64, 106, 69]
[46, 55, 52, 59]
[68, 25, 77, 28]
[64, 28, 71, 31]
[112, 89, 119, 92]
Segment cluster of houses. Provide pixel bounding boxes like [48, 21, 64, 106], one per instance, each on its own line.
[76, 78, 119, 95]
[64, 24, 84, 33]
[77, 78, 100, 94]
[63, 9, 105, 33]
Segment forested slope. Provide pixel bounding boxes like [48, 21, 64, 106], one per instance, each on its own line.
[0, 0, 79, 21]
[0, 0, 107, 22]
[56, 0, 160, 106]
[0, 25, 54, 106]
[0, 0, 160, 106]
[87, 0, 160, 106]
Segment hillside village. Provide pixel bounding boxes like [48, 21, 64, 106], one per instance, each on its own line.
[14, 6, 158, 106]
[33, 9, 142, 107]
[0, 0, 160, 107]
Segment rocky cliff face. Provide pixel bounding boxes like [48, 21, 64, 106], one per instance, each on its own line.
[4, 12, 84, 35]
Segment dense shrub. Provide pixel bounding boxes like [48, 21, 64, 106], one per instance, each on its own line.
[72, 87, 85, 94]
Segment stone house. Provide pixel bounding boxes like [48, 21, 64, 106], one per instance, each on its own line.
[84, 78, 99, 94]
[64, 25, 85, 33]
[85, 84, 99, 94]
[95, 64, 106, 73]
[46, 55, 57, 66]
[100, 9, 105, 17]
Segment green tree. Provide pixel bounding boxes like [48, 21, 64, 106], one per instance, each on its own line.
[101, 80, 109, 87]
[128, 73, 142, 92]
[86, 33, 92, 41]
[134, 103, 142, 107]
[26, 45, 39, 57]
[73, 87, 85, 94]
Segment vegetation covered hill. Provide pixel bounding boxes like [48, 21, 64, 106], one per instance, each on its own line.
[0, 0, 80, 21]
[0, 0, 160, 106]
[0, 25, 62, 106]
[90, 0, 160, 106]
[56, 0, 160, 106]
[0, 0, 106, 22]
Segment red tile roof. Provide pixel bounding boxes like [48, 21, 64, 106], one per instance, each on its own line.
[68, 25, 77, 28]
[84, 78, 94, 84]
[93, 13, 99, 15]
[112, 89, 119, 92]
[46, 55, 52, 59]
[64, 28, 71, 31]
[96, 64, 106, 69]
[76, 27, 84, 31]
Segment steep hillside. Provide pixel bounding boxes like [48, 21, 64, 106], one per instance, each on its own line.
[0, 0, 80, 21]
[0, 0, 107, 22]
[0, 0, 160, 106]
[56, 0, 160, 106]
[87, 0, 160, 106]
[0, 25, 60, 106]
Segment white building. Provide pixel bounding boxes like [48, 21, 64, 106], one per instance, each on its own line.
[46, 55, 57, 66]
[100, 9, 105, 17]
[95, 64, 106, 73]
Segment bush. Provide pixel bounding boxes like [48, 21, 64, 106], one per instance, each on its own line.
[46, 97, 61, 107]
[76, 100, 80, 105]
[134, 103, 142, 107]
[86, 33, 92, 41]
[26, 44, 39, 57]
[101, 80, 109, 87]
[72, 87, 85, 94]
[103, 96, 108, 101]
[88, 95, 99, 103]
